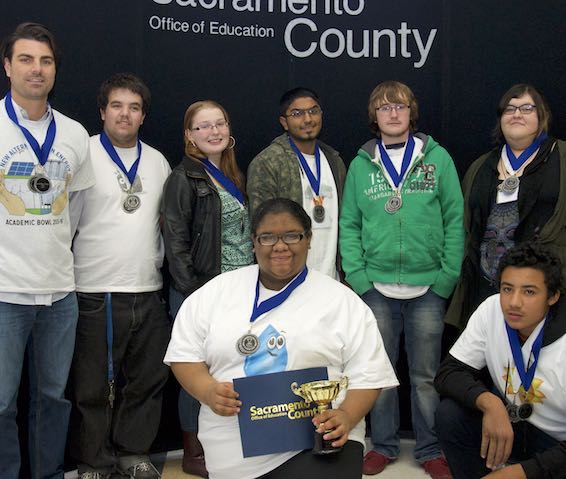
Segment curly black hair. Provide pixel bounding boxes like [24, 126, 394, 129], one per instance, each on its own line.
[497, 243, 563, 297]
[97, 73, 151, 114]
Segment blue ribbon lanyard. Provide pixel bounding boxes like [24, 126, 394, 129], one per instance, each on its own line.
[99, 130, 142, 186]
[288, 137, 321, 197]
[202, 158, 245, 205]
[105, 293, 115, 408]
[377, 135, 415, 189]
[505, 133, 547, 171]
[505, 321, 544, 395]
[4, 91, 56, 166]
[250, 267, 308, 324]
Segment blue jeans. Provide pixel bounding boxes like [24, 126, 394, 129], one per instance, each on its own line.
[362, 288, 445, 462]
[170, 287, 200, 432]
[0, 293, 78, 479]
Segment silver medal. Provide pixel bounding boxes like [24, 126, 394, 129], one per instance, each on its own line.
[506, 404, 520, 423]
[123, 194, 141, 213]
[28, 174, 51, 193]
[506, 402, 533, 423]
[385, 195, 402, 214]
[517, 402, 533, 420]
[237, 333, 260, 356]
[313, 204, 325, 223]
[498, 176, 520, 194]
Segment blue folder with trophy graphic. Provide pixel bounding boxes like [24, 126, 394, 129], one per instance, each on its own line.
[234, 367, 328, 457]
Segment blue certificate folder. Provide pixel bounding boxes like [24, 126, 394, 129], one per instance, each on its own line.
[234, 367, 328, 457]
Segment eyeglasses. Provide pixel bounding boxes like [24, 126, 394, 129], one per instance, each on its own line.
[255, 231, 307, 246]
[284, 106, 322, 118]
[376, 104, 410, 114]
[503, 104, 537, 115]
[191, 120, 230, 132]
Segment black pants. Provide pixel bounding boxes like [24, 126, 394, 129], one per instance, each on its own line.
[436, 398, 558, 479]
[68, 292, 170, 468]
[258, 441, 363, 479]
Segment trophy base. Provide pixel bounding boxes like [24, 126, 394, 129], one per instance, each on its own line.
[312, 431, 342, 455]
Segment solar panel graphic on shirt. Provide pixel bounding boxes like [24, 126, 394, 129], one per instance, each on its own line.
[7, 161, 34, 177]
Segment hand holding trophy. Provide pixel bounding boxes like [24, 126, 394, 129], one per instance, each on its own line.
[291, 377, 349, 454]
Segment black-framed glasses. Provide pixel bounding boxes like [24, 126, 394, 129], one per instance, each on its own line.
[503, 104, 537, 115]
[191, 120, 229, 132]
[255, 231, 307, 246]
[376, 104, 410, 114]
[284, 106, 322, 118]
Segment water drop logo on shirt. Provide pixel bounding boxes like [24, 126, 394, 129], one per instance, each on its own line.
[244, 324, 288, 376]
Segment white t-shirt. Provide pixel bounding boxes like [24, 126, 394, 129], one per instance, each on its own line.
[372, 137, 430, 299]
[165, 265, 398, 479]
[450, 294, 566, 441]
[0, 97, 94, 299]
[298, 150, 339, 279]
[72, 134, 171, 292]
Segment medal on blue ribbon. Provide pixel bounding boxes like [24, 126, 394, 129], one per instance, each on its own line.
[100, 131, 142, 213]
[504, 321, 544, 421]
[237, 267, 308, 355]
[202, 158, 245, 206]
[500, 133, 547, 194]
[378, 136, 415, 214]
[4, 92, 56, 193]
[288, 137, 325, 223]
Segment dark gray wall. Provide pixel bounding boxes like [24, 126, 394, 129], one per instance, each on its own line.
[2, 1, 564, 176]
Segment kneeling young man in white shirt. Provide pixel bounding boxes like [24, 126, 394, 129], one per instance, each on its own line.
[435, 242, 566, 479]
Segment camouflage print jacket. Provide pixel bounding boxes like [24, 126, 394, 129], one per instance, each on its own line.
[247, 133, 346, 216]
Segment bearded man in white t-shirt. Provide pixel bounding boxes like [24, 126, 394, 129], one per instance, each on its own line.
[0, 23, 94, 479]
[247, 87, 346, 279]
[435, 243, 566, 479]
[68, 73, 171, 479]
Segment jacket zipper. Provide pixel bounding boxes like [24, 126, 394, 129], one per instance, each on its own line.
[370, 150, 424, 284]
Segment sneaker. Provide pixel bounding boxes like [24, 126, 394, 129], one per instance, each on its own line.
[362, 450, 393, 475]
[422, 457, 453, 479]
[119, 460, 161, 479]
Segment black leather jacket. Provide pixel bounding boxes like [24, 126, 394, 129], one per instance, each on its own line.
[161, 156, 221, 296]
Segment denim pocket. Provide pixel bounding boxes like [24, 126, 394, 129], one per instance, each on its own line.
[77, 292, 106, 314]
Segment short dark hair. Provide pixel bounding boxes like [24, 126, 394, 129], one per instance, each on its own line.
[97, 73, 151, 114]
[497, 243, 563, 297]
[251, 198, 312, 236]
[493, 84, 551, 143]
[1, 22, 60, 65]
[279, 87, 320, 117]
[368, 80, 419, 136]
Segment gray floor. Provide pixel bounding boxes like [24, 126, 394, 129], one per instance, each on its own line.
[65, 439, 429, 478]
[364, 438, 429, 478]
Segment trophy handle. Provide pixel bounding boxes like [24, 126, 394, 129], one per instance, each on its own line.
[339, 376, 349, 391]
[291, 382, 308, 402]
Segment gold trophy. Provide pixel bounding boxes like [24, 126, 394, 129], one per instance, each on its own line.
[291, 377, 348, 454]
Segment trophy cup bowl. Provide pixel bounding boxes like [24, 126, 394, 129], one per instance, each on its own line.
[291, 377, 348, 454]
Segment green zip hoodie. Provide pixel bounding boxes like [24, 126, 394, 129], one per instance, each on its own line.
[339, 133, 464, 298]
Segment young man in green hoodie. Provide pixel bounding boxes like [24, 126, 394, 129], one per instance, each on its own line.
[339, 81, 464, 479]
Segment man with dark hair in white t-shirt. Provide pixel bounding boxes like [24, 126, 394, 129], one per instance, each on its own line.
[68, 73, 171, 479]
[247, 87, 346, 279]
[435, 242, 566, 479]
[0, 22, 94, 479]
